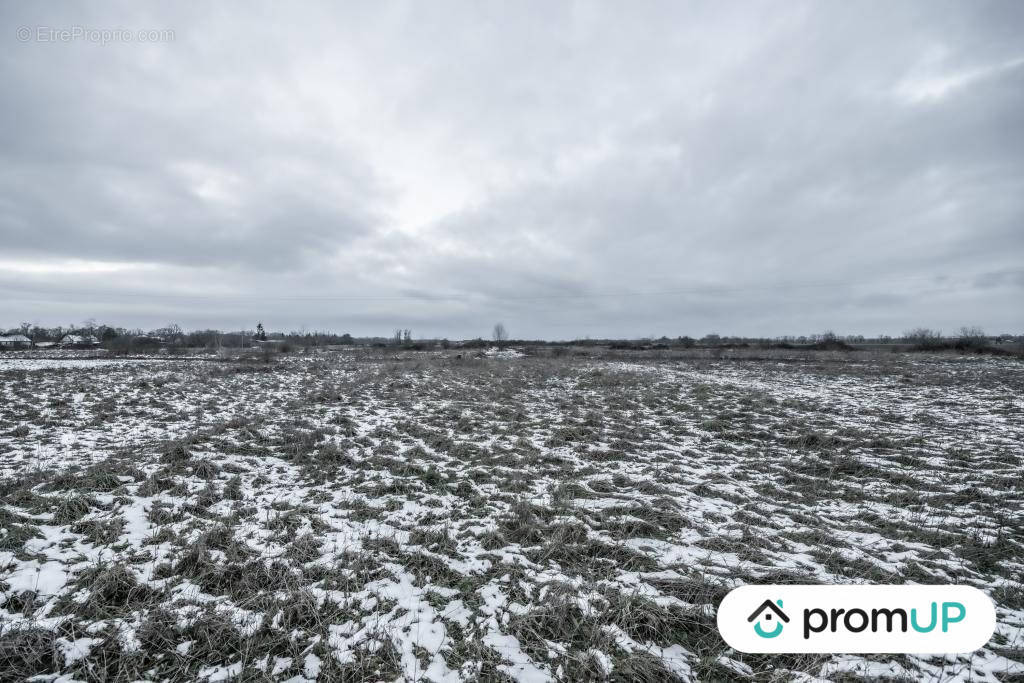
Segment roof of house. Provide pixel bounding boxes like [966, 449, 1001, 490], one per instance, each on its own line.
[747, 599, 789, 623]
[60, 334, 99, 344]
[0, 334, 32, 343]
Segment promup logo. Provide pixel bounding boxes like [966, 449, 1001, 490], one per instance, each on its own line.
[748, 599, 789, 638]
[718, 585, 995, 654]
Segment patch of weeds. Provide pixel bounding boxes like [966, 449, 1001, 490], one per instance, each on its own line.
[785, 430, 843, 450]
[42, 462, 129, 493]
[64, 626, 146, 680]
[529, 537, 658, 579]
[193, 459, 221, 479]
[0, 627, 62, 680]
[419, 466, 446, 490]
[274, 589, 347, 633]
[401, 551, 465, 587]
[71, 517, 126, 545]
[508, 595, 608, 664]
[161, 438, 193, 464]
[644, 575, 729, 607]
[2, 589, 40, 617]
[409, 527, 458, 554]
[477, 529, 509, 551]
[959, 531, 1017, 575]
[224, 474, 243, 500]
[318, 635, 403, 679]
[0, 509, 42, 552]
[992, 582, 1024, 611]
[286, 533, 324, 564]
[147, 501, 176, 526]
[319, 551, 389, 593]
[56, 563, 160, 619]
[603, 589, 718, 654]
[178, 608, 248, 670]
[138, 470, 175, 496]
[499, 498, 552, 545]
[135, 607, 181, 656]
[266, 508, 306, 536]
[609, 651, 680, 681]
[51, 494, 96, 524]
[144, 525, 178, 546]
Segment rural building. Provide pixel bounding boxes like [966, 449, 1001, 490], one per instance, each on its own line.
[59, 334, 101, 348]
[0, 334, 32, 349]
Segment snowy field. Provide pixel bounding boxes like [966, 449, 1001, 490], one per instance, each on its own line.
[0, 358, 175, 373]
[1, 349, 1022, 681]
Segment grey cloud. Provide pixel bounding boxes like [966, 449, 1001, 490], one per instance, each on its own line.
[1, 1, 1022, 337]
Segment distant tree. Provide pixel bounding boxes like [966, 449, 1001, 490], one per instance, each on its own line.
[107, 334, 135, 356]
[339, 333, 354, 345]
[903, 328, 941, 347]
[493, 323, 508, 346]
[957, 326, 987, 350]
[255, 322, 267, 341]
[403, 329, 412, 343]
[393, 329, 403, 346]
[150, 323, 184, 345]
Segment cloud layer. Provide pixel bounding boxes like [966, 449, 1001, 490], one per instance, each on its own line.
[2, 1, 1022, 337]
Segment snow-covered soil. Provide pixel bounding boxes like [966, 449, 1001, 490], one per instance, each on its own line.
[0, 358, 175, 372]
[1, 350, 1022, 681]
[483, 347, 526, 359]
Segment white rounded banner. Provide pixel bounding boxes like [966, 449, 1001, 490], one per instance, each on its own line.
[717, 584, 996, 653]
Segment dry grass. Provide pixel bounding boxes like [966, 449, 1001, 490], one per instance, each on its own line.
[0, 349, 1021, 681]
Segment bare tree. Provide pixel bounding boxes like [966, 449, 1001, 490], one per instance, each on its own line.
[393, 329, 403, 346]
[903, 328, 942, 348]
[493, 322, 508, 347]
[958, 326, 987, 350]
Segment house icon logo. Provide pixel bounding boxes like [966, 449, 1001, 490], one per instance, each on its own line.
[748, 599, 789, 638]
[719, 585, 996, 653]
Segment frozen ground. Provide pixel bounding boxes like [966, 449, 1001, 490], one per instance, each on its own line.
[0, 358, 175, 373]
[1, 349, 1022, 681]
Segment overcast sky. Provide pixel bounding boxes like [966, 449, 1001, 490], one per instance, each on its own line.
[2, 1, 1022, 339]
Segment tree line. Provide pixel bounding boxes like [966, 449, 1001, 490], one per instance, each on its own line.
[4, 320, 1020, 353]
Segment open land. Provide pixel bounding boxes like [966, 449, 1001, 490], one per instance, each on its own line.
[1, 348, 1022, 681]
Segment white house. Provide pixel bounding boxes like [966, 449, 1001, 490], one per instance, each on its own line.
[0, 334, 32, 349]
[59, 334, 100, 348]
